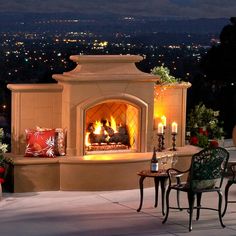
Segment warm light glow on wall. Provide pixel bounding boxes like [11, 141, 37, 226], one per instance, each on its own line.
[153, 85, 169, 129]
[161, 115, 166, 127]
[126, 105, 139, 150]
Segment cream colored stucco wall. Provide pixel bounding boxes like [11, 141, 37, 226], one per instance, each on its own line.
[153, 83, 191, 149]
[7, 84, 62, 154]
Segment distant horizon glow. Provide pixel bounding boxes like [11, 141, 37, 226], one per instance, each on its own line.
[0, 0, 235, 19]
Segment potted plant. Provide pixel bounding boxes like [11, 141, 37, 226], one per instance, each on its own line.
[0, 128, 8, 195]
[0, 128, 13, 193]
[186, 103, 224, 148]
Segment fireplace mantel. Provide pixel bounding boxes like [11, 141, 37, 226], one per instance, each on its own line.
[53, 55, 158, 82]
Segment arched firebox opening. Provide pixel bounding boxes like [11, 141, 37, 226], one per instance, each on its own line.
[75, 93, 149, 156]
[84, 100, 140, 154]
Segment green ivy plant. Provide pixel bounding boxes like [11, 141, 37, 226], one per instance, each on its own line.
[151, 65, 181, 84]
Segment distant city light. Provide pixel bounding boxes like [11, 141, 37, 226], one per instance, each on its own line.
[123, 17, 135, 20]
[0, 18, 226, 95]
[99, 41, 108, 47]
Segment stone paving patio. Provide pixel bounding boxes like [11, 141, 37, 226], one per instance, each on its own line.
[1, 181, 236, 236]
[0, 148, 236, 236]
[0, 142, 235, 236]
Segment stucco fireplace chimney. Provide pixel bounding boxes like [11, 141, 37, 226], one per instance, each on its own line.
[52, 55, 159, 156]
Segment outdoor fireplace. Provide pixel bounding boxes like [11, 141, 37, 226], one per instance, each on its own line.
[8, 54, 190, 156]
[7, 54, 193, 192]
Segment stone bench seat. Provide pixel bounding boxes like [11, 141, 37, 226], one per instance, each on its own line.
[5, 145, 200, 193]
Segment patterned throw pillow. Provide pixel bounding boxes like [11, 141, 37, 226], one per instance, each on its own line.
[24, 129, 56, 157]
[35, 126, 67, 156]
[54, 128, 67, 156]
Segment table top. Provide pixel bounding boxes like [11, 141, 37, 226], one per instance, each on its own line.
[137, 169, 168, 177]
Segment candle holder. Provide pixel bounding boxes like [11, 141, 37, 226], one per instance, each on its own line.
[161, 126, 166, 150]
[157, 133, 163, 152]
[170, 132, 177, 151]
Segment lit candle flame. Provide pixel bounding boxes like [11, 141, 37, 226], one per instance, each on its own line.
[158, 123, 164, 134]
[171, 122, 178, 133]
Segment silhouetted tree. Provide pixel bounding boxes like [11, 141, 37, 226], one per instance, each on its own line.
[199, 17, 236, 137]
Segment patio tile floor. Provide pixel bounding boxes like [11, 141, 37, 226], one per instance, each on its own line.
[0, 146, 236, 236]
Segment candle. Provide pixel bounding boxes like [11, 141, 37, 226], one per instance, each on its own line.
[172, 122, 178, 133]
[161, 115, 166, 127]
[158, 123, 164, 134]
[154, 117, 159, 130]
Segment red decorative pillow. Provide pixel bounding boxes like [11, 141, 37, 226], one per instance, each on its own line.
[24, 129, 56, 157]
[35, 126, 67, 156]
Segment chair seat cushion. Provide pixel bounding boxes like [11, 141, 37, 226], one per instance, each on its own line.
[192, 179, 217, 190]
[172, 179, 217, 191]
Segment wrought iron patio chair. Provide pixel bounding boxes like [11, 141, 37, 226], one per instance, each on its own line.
[162, 147, 229, 232]
[222, 162, 236, 216]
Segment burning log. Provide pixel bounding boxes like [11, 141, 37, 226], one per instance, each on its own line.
[86, 118, 130, 149]
[88, 132, 129, 146]
[88, 133, 108, 143]
[109, 133, 129, 146]
[118, 126, 127, 134]
[87, 143, 129, 151]
[104, 126, 114, 136]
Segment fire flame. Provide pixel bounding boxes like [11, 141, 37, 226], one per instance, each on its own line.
[85, 116, 118, 147]
[110, 116, 118, 133]
[94, 120, 103, 135]
[85, 132, 90, 147]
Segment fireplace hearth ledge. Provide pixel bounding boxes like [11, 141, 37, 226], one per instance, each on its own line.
[5, 145, 200, 192]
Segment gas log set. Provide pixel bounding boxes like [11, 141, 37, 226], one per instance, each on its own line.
[85, 117, 130, 152]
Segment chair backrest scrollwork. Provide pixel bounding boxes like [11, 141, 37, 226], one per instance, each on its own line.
[189, 147, 229, 190]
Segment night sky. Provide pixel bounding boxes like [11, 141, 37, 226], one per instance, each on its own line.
[0, 0, 235, 18]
